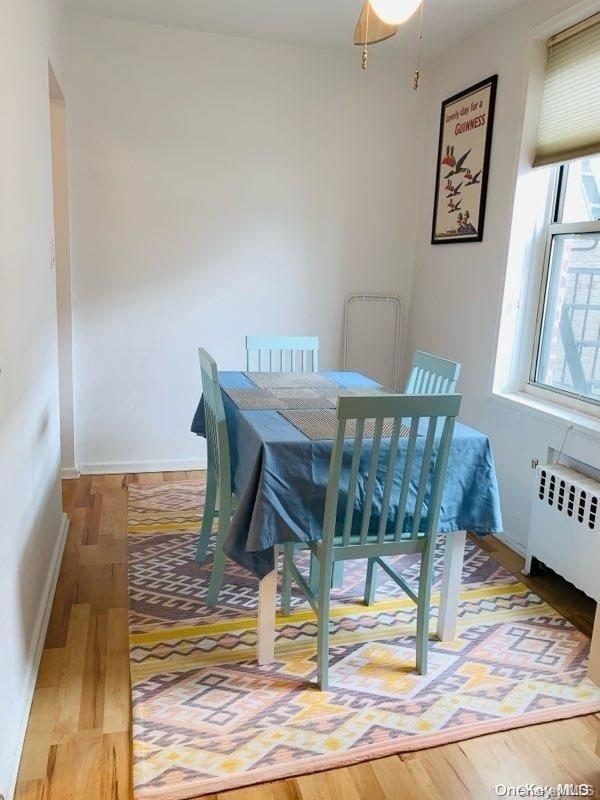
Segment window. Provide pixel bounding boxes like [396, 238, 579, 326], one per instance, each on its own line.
[495, 14, 600, 416]
[525, 13, 600, 411]
[531, 155, 600, 406]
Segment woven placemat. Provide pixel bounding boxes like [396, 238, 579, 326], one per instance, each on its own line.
[280, 409, 411, 441]
[243, 371, 337, 390]
[269, 388, 335, 409]
[222, 388, 282, 410]
[223, 387, 336, 410]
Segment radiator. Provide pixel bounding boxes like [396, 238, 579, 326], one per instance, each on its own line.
[525, 464, 600, 601]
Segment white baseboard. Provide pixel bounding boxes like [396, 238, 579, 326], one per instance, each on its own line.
[78, 458, 206, 475]
[60, 466, 80, 480]
[495, 530, 527, 557]
[1, 512, 69, 800]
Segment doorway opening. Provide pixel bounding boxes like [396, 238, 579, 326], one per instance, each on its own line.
[49, 64, 76, 477]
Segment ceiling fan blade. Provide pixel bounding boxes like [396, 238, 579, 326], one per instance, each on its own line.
[354, 2, 398, 45]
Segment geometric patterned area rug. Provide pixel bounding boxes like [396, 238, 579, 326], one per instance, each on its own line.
[128, 480, 600, 800]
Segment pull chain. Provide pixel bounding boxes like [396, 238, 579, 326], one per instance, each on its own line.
[362, 2, 370, 69]
[413, 0, 425, 90]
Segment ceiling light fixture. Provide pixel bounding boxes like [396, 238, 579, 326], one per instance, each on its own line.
[370, 0, 422, 25]
[354, 0, 426, 90]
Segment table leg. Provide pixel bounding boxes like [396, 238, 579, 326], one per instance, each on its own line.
[436, 530, 466, 641]
[588, 603, 600, 686]
[589, 605, 600, 756]
[257, 567, 277, 665]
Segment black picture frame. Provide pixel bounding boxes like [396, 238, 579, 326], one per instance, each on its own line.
[431, 74, 498, 245]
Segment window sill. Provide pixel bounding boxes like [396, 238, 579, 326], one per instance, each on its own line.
[489, 390, 600, 442]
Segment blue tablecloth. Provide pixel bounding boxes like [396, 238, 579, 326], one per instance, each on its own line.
[191, 371, 503, 578]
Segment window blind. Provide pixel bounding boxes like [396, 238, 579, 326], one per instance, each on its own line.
[534, 15, 600, 167]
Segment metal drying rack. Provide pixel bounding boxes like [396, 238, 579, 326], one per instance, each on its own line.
[343, 292, 404, 391]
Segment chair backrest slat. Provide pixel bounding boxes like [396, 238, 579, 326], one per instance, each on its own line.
[322, 419, 347, 547]
[359, 418, 383, 544]
[411, 416, 437, 539]
[422, 370, 431, 393]
[198, 348, 231, 496]
[342, 419, 364, 545]
[394, 417, 419, 540]
[405, 351, 461, 395]
[245, 335, 319, 373]
[377, 417, 402, 542]
[426, 416, 457, 534]
[323, 393, 461, 550]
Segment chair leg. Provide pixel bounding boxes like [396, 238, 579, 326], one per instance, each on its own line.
[331, 562, 344, 589]
[316, 559, 333, 691]
[416, 538, 436, 675]
[195, 468, 217, 563]
[312, 554, 341, 589]
[281, 543, 294, 616]
[309, 552, 319, 593]
[206, 496, 231, 607]
[364, 558, 377, 606]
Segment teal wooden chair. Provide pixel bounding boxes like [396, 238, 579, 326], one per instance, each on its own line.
[405, 351, 461, 394]
[281, 392, 461, 690]
[245, 336, 329, 584]
[353, 351, 460, 607]
[245, 335, 319, 372]
[195, 348, 236, 606]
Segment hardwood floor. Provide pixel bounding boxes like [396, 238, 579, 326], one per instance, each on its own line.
[14, 472, 600, 800]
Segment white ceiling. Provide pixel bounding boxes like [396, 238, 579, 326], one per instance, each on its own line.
[64, 0, 526, 60]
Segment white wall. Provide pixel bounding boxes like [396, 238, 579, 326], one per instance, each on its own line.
[64, 16, 427, 473]
[0, 1, 67, 797]
[64, 1, 600, 546]
[407, 0, 600, 553]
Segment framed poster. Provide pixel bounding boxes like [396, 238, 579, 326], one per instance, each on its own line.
[431, 74, 497, 244]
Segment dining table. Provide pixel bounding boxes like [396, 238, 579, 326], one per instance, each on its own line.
[191, 369, 503, 665]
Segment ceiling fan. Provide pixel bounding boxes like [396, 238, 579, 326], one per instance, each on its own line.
[354, 0, 425, 88]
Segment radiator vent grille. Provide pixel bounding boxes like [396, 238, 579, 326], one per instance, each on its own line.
[538, 466, 599, 531]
